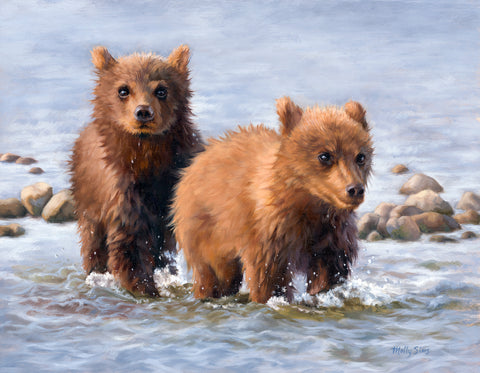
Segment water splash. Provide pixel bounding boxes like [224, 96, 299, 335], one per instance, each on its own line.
[85, 271, 118, 289]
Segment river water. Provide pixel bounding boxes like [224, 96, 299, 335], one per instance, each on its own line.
[1, 1, 480, 371]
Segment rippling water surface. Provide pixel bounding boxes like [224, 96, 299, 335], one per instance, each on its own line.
[1, 1, 480, 371]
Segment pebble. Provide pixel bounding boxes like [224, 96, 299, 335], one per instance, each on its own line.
[0, 223, 25, 237]
[16, 157, 37, 165]
[29, 167, 45, 174]
[429, 235, 458, 243]
[391, 164, 409, 174]
[0, 153, 21, 162]
[461, 231, 477, 239]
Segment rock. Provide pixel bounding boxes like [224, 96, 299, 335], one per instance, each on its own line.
[8, 223, 25, 236]
[20, 182, 53, 216]
[391, 164, 409, 174]
[29, 167, 44, 174]
[429, 235, 458, 243]
[456, 192, 480, 211]
[389, 205, 424, 219]
[366, 231, 383, 242]
[374, 202, 396, 218]
[399, 173, 444, 195]
[41, 189, 76, 222]
[461, 231, 477, 239]
[0, 226, 11, 236]
[0, 223, 25, 237]
[411, 212, 461, 233]
[16, 157, 37, 165]
[386, 216, 421, 241]
[454, 210, 480, 225]
[357, 213, 380, 239]
[0, 198, 27, 218]
[0, 153, 21, 162]
[405, 190, 453, 216]
[376, 217, 390, 238]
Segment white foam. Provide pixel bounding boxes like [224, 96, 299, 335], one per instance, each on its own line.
[153, 267, 185, 297]
[85, 272, 118, 289]
[266, 296, 290, 310]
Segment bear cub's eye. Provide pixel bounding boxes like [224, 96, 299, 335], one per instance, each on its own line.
[118, 86, 130, 99]
[356, 153, 366, 166]
[318, 152, 332, 165]
[154, 86, 168, 100]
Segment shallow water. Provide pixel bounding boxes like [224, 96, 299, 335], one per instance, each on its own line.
[1, 1, 480, 372]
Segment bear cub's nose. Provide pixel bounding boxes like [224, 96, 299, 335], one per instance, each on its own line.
[135, 105, 155, 123]
[346, 183, 365, 198]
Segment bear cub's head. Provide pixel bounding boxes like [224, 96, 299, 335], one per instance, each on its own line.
[276, 97, 373, 211]
[91, 45, 191, 137]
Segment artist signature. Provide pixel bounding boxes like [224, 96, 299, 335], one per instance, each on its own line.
[392, 345, 430, 357]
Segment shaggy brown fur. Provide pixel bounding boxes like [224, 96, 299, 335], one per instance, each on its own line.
[172, 97, 373, 303]
[71, 45, 202, 296]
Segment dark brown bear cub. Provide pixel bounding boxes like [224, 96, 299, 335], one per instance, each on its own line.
[71, 45, 202, 296]
[172, 97, 373, 303]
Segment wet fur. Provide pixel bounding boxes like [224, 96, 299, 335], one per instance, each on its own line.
[172, 97, 373, 303]
[71, 45, 202, 296]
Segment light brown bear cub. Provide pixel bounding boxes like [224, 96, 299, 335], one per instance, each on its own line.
[71, 45, 202, 296]
[172, 97, 373, 303]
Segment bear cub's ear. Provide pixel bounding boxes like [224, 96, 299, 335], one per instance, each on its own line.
[344, 101, 369, 131]
[168, 45, 191, 76]
[91, 46, 117, 71]
[276, 96, 303, 136]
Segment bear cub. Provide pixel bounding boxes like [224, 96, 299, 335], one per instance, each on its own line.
[172, 97, 373, 303]
[71, 45, 202, 296]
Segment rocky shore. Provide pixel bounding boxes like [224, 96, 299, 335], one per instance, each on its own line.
[1, 152, 74, 237]
[358, 165, 479, 243]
